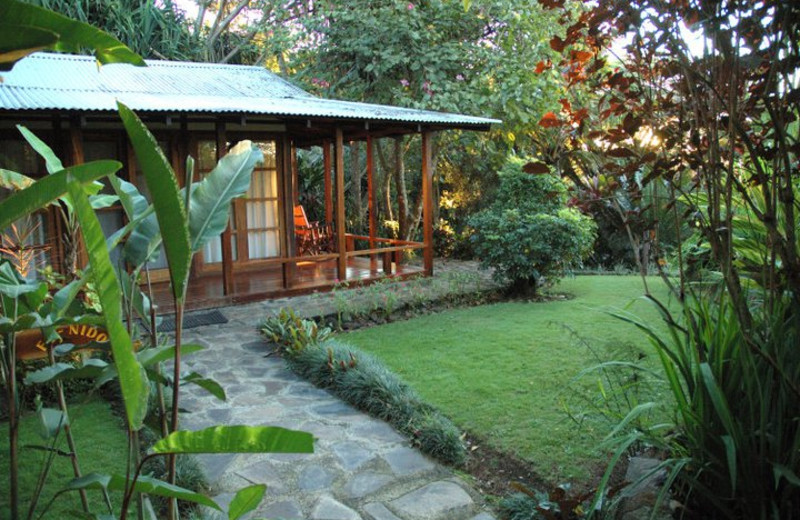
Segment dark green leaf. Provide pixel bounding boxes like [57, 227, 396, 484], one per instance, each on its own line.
[118, 102, 191, 301]
[0, 24, 57, 66]
[137, 344, 204, 367]
[227, 484, 266, 520]
[17, 124, 63, 173]
[64, 473, 220, 510]
[24, 359, 108, 385]
[50, 277, 88, 320]
[182, 372, 226, 401]
[774, 464, 800, 488]
[66, 179, 149, 430]
[37, 406, 67, 440]
[0, 0, 144, 70]
[0, 161, 120, 231]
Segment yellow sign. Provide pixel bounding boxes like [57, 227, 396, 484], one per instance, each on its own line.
[16, 325, 109, 361]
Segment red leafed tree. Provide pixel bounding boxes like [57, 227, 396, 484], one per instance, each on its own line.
[537, 1, 800, 518]
[538, 0, 799, 310]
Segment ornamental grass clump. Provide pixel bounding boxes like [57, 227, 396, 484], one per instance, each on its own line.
[277, 336, 467, 466]
[260, 308, 333, 354]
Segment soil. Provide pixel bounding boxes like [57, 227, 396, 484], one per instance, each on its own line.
[461, 431, 630, 502]
[462, 432, 551, 498]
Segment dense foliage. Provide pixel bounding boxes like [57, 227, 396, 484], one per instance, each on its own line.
[538, 0, 800, 517]
[469, 157, 595, 294]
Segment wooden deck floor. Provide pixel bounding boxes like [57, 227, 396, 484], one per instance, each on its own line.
[151, 257, 424, 313]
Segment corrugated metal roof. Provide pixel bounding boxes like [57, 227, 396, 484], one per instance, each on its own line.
[0, 53, 500, 128]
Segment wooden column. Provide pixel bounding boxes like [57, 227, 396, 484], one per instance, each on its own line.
[50, 115, 66, 274]
[335, 128, 347, 281]
[367, 135, 377, 246]
[323, 139, 333, 224]
[421, 130, 434, 276]
[281, 135, 297, 288]
[216, 122, 234, 295]
[366, 134, 377, 270]
[291, 144, 299, 205]
[69, 117, 88, 271]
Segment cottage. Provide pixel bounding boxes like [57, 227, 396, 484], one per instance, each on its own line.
[0, 52, 497, 310]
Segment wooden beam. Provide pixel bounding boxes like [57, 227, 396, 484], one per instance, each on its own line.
[421, 130, 434, 276]
[323, 139, 333, 224]
[335, 128, 347, 281]
[367, 134, 376, 248]
[50, 114, 66, 274]
[366, 134, 377, 270]
[291, 143, 299, 205]
[216, 121, 234, 296]
[281, 135, 297, 288]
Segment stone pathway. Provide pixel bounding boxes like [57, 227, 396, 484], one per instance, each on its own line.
[176, 260, 498, 519]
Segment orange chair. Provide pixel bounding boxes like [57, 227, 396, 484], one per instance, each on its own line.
[293, 205, 334, 255]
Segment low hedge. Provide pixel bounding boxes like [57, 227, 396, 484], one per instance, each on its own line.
[287, 339, 466, 465]
[261, 312, 466, 466]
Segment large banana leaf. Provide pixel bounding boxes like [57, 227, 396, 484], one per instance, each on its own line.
[63, 473, 220, 511]
[66, 179, 149, 430]
[0, 161, 120, 231]
[118, 102, 192, 303]
[150, 425, 314, 455]
[24, 359, 108, 385]
[17, 124, 63, 173]
[109, 175, 162, 268]
[0, 24, 57, 67]
[188, 140, 263, 251]
[0, 0, 144, 71]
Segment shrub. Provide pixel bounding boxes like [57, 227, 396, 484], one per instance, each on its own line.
[469, 157, 596, 295]
[283, 339, 467, 466]
[260, 308, 332, 353]
[608, 295, 800, 519]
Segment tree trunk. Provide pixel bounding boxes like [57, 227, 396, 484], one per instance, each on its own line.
[351, 142, 363, 229]
[393, 137, 408, 240]
[376, 141, 394, 232]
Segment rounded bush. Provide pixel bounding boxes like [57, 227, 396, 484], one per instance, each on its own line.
[469, 157, 596, 295]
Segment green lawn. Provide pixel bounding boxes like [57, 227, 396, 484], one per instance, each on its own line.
[344, 275, 675, 484]
[1, 399, 129, 519]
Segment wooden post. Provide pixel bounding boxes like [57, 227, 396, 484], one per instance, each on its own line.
[50, 115, 66, 274]
[421, 131, 434, 276]
[291, 143, 299, 205]
[281, 135, 297, 288]
[69, 117, 88, 271]
[335, 128, 347, 282]
[323, 139, 333, 224]
[216, 122, 234, 295]
[382, 251, 392, 275]
[367, 134, 376, 261]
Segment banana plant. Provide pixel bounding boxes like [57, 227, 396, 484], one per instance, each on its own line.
[1, 4, 312, 517]
[117, 102, 317, 519]
[0, 0, 145, 71]
[0, 157, 123, 519]
[0, 126, 122, 278]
